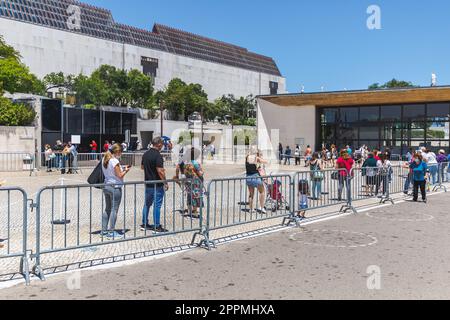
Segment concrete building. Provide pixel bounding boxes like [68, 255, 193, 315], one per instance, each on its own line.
[257, 86, 450, 156]
[0, 0, 285, 100]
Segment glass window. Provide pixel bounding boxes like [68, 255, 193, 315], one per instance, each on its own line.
[339, 107, 359, 123]
[321, 124, 336, 142]
[105, 112, 121, 134]
[381, 105, 402, 121]
[338, 124, 358, 140]
[83, 109, 101, 133]
[427, 103, 450, 122]
[359, 106, 380, 122]
[427, 122, 449, 139]
[67, 108, 83, 133]
[320, 108, 338, 124]
[381, 122, 403, 140]
[403, 104, 426, 120]
[41, 99, 62, 132]
[359, 126, 379, 140]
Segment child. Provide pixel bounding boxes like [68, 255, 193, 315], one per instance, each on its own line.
[297, 179, 310, 220]
[184, 164, 204, 219]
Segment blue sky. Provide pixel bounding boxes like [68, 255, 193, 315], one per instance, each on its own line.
[83, 0, 450, 93]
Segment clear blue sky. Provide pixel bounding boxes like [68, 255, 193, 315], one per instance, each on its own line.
[83, 0, 450, 93]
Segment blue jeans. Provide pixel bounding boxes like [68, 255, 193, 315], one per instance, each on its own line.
[429, 165, 438, 185]
[102, 186, 122, 232]
[142, 186, 165, 227]
[404, 174, 412, 192]
[312, 180, 322, 199]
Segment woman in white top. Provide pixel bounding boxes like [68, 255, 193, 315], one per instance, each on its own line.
[424, 149, 438, 185]
[101, 144, 131, 239]
[376, 153, 392, 197]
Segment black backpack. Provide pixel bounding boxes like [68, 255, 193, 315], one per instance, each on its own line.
[87, 161, 105, 188]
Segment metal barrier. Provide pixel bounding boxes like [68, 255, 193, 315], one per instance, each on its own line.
[284, 168, 356, 226]
[31, 178, 208, 280]
[0, 152, 35, 174]
[0, 159, 449, 284]
[0, 187, 30, 284]
[433, 162, 448, 192]
[204, 174, 293, 244]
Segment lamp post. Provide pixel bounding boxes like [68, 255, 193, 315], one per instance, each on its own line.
[200, 106, 204, 164]
[159, 100, 164, 137]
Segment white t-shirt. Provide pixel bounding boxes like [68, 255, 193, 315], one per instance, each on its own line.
[424, 152, 438, 165]
[102, 157, 123, 186]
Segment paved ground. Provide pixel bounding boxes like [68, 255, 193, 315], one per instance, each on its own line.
[1, 190, 449, 300]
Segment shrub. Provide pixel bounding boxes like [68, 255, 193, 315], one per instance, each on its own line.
[0, 97, 36, 126]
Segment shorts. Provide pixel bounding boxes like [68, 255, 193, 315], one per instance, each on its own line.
[298, 194, 308, 210]
[246, 174, 263, 188]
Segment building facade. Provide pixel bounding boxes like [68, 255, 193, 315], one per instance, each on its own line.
[257, 86, 450, 156]
[0, 0, 285, 100]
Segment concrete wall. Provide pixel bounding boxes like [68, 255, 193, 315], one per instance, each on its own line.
[257, 99, 317, 156]
[0, 18, 286, 101]
[0, 126, 36, 153]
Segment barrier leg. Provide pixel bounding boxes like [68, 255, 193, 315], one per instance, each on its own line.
[20, 250, 31, 285]
[380, 177, 395, 205]
[192, 227, 215, 251]
[339, 176, 357, 214]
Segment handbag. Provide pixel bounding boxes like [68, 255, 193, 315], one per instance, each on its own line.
[87, 161, 105, 188]
[331, 171, 340, 180]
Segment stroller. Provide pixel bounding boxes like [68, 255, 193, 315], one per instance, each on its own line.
[264, 178, 290, 212]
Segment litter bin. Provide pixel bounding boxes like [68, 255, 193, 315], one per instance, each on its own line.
[23, 155, 33, 171]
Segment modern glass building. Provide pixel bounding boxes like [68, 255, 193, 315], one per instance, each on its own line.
[257, 86, 450, 156]
[319, 103, 450, 154]
[41, 99, 138, 153]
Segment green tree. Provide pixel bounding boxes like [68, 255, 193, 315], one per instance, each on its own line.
[213, 94, 257, 126]
[127, 69, 154, 108]
[0, 97, 36, 126]
[0, 36, 44, 95]
[369, 78, 415, 89]
[43, 72, 75, 92]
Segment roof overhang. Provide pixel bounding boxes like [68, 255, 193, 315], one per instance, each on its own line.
[257, 86, 450, 107]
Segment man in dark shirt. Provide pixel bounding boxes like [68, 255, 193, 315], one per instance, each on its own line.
[141, 137, 168, 233]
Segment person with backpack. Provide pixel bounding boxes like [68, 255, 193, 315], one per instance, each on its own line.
[436, 149, 447, 184]
[308, 152, 324, 200]
[336, 149, 354, 201]
[410, 153, 428, 203]
[362, 152, 378, 196]
[101, 144, 131, 239]
[376, 154, 392, 198]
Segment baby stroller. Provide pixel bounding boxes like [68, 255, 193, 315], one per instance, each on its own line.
[264, 178, 290, 212]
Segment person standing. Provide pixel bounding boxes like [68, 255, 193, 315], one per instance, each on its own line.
[101, 144, 131, 239]
[284, 146, 292, 165]
[103, 141, 110, 153]
[376, 154, 392, 197]
[423, 149, 438, 185]
[245, 147, 268, 214]
[410, 154, 428, 203]
[336, 149, 355, 201]
[44, 144, 54, 172]
[436, 149, 447, 183]
[308, 152, 324, 200]
[278, 143, 283, 165]
[362, 153, 378, 196]
[294, 145, 301, 166]
[304, 145, 313, 167]
[53, 140, 64, 170]
[141, 137, 169, 233]
[90, 140, 98, 160]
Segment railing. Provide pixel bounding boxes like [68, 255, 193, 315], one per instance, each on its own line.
[0, 162, 448, 285]
[0, 187, 30, 284]
[31, 178, 207, 280]
[0, 152, 35, 174]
